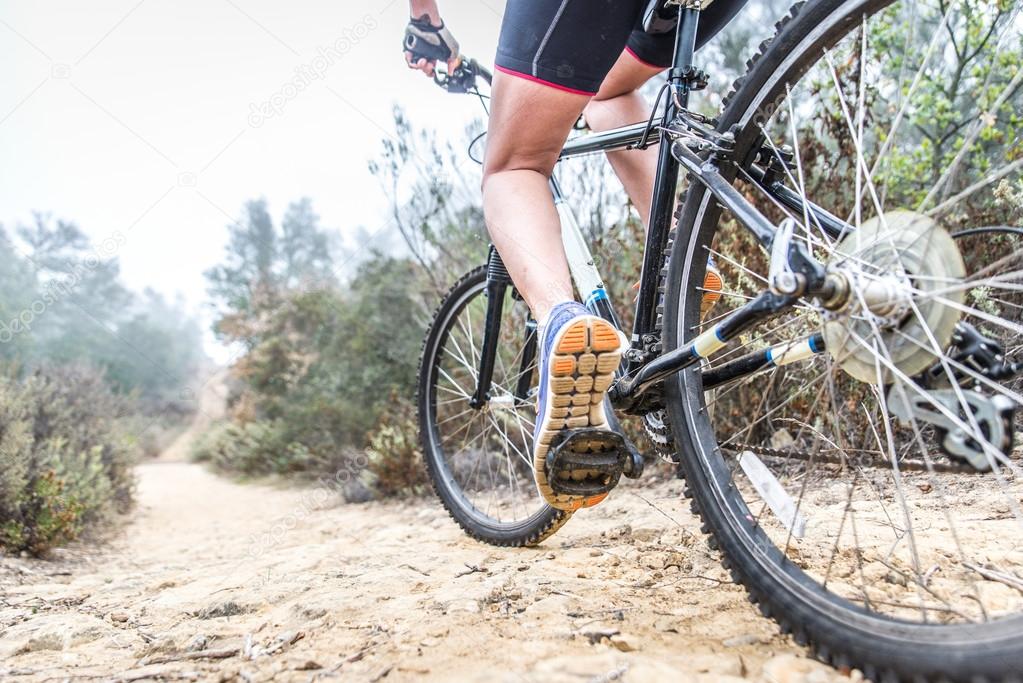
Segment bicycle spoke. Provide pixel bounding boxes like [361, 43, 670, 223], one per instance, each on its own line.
[690, 0, 1023, 628]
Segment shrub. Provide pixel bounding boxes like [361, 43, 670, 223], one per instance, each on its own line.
[190, 419, 287, 476]
[363, 392, 426, 498]
[197, 254, 428, 485]
[0, 364, 136, 555]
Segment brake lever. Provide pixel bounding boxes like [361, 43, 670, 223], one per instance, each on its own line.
[433, 56, 474, 93]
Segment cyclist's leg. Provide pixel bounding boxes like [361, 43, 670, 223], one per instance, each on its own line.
[582, 51, 664, 227]
[485, 0, 651, 511]
[481, 71, 588, 323]
[585, 0, 753, 227]
[483, 73, 631, 511]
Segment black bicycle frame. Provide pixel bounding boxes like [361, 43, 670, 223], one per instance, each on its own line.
[552, 4, 843, 409]
[471, 3, 842, 413]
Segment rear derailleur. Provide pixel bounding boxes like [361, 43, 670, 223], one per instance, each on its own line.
[888, 322, 1020, 471]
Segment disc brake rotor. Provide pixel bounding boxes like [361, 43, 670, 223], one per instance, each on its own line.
[823, 210, 966, 383]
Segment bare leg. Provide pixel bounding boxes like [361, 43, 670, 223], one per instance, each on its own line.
[583, 51, 664, 228]
[482, 71, 591, 323]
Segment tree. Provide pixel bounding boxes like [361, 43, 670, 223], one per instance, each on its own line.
[206, 199, 279, 317]
[207, 198, 339, 343]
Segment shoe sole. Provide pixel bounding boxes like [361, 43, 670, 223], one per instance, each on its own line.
[534, 316, 625, 512]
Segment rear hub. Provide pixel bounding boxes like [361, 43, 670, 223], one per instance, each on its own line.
[823, 210, 966, 383]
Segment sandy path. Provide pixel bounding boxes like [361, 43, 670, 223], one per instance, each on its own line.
[0, 452, 853, 681]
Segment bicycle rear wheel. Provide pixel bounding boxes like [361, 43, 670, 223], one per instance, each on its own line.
[418, 265, 570, 546]
[665, 0, 1023, 679]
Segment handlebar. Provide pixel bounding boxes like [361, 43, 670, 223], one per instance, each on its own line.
[430, 56, 493, 94]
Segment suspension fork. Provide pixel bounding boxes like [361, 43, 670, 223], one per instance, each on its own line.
[470, 246, 513, 409]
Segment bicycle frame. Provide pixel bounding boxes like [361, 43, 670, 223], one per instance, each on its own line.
[473, 2, 844, 416]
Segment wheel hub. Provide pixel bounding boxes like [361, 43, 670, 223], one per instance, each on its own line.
[823, 210, 966, 383]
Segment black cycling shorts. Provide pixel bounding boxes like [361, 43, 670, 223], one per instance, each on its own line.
[495, 0, 750, 95]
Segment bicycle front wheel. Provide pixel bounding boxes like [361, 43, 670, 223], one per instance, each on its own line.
[418, 265, 570, 546]
[664, 0, 1023, 680]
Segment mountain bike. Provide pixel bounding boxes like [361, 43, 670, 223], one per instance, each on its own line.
[413, 0, 1023, 680]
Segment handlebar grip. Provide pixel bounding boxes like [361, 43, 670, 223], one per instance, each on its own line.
[403, 33, 451, 63]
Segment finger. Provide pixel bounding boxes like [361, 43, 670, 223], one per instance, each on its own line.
[405, 51, 417, 68]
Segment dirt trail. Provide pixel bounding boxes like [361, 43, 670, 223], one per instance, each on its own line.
[0, 403, 853, 682]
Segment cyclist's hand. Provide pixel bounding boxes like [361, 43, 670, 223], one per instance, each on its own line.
[403, 15, 460, 78]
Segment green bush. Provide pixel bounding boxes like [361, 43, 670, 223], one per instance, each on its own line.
[363, 392, 427, 498]
[0, 365, 136, 556]
[196, 248, 428, 486]
[190, 419, 290, 476]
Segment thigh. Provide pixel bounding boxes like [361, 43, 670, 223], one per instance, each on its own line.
[495, 0, 647, 96]
[593, 50, 665, 103]
[482, 69, 591, 179]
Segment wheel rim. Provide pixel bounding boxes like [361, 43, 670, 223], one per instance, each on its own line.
[675, 0, 1023, 629]
[425, 276, 553, 531]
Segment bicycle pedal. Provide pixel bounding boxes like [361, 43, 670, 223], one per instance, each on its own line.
[545, 428, 628, 498]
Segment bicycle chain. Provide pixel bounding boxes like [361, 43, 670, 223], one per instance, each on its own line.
[723, 442, 980, 475]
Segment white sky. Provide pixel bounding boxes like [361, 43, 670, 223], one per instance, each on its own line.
[1, 0, 504, 358]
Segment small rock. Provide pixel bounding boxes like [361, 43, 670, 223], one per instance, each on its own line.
[884, 571, 908, 587]
[196, 601, 248, 619]
[723, 633, 767, 647]
[294, 660, 322, 671]
[110, 612, 129, 623]
[763, 653, 841, 683]
[581, 627, 619, 645]
[609, 633, 638, 652]
[653, 618, 678, 633]
[186, 634, 210, 652]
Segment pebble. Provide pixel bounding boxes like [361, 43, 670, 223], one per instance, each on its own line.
[186, 634, 209, 652]
[723, 633, 767, 647]
[609, 633, 638, 652]
[762, 653, 844, 683]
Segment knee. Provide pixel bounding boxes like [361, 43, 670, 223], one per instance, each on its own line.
[583, 94, 628, 132]
[481, 149, 557, 191]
